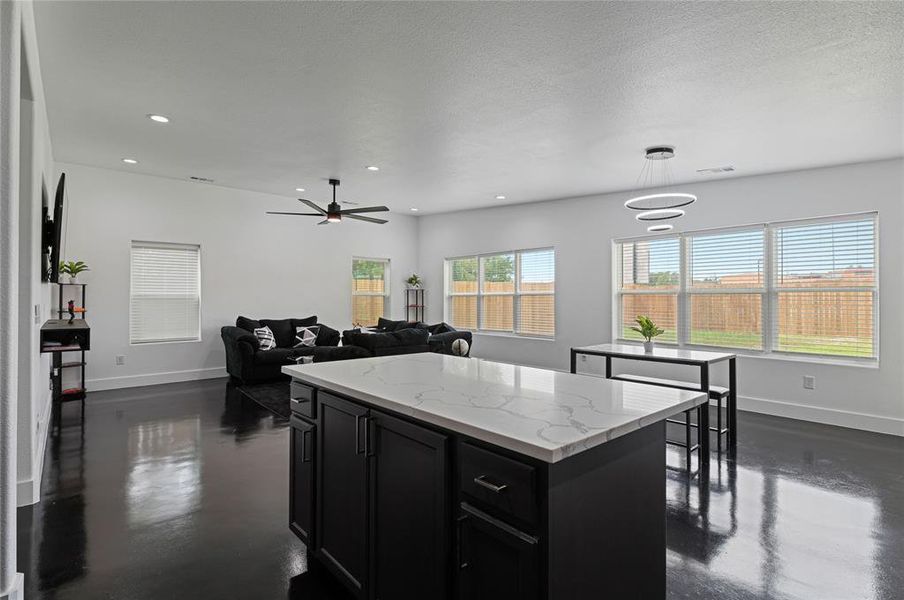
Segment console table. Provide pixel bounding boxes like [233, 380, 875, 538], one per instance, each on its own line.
[570, 344, 738, 470]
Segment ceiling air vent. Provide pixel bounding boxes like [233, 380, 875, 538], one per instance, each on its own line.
[696, 166, 735, 174]
[189, 176, 215, 183]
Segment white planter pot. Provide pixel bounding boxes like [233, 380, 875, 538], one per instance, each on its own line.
[68, 275, 79, 284]
[643, 340, 654, 353]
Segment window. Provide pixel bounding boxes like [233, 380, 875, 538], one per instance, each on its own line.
[130, 241, 201, 344]
[614, 213, 878, 361]
[445, 248, 555, 337]
[352, 257, 390, 327]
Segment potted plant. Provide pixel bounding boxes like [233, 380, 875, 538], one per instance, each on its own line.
[631, 315, 664, 353]
[59, 260, 90, 284]
[406, 273, 422, 288]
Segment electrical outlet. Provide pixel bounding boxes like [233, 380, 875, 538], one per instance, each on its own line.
[115, 355, 125, 366]
[581, 355, 587, 362]
[803, 375, 816, 390]
[34, 304, 41, 324]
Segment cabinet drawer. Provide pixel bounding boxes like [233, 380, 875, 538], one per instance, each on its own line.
[290, 381, 317, 419]
[459, 442, 537, 526]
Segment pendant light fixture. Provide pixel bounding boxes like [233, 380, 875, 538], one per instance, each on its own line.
[625, 146, 695, 224]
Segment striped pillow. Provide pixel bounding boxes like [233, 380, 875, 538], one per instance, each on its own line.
[253, 326, 277, 351]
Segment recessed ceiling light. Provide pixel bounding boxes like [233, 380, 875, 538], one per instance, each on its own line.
[147, 114, 170, 123]
[410, 207, 419, 212]
[366, 166, 380, 171]
[647, 224, 674, 233]
[295, 188, 305, 192]
[122, 158, 138, 164]
[495, 195, 506, 200]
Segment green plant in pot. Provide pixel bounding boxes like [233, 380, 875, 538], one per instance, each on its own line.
[406, 273, 422, 288]
[631, 315, 664, 353]
[59, 260, 90, 284]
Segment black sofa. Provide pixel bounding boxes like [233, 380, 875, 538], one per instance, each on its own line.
[221, 316, 370, 384]
[344, 318, 473, 357]
[222, 315, 474, 384]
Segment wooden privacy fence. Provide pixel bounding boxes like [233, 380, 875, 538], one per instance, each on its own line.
[621, 291, 873, 338]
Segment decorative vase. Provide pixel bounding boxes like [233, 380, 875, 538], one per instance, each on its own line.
[643, 340, 654, 353]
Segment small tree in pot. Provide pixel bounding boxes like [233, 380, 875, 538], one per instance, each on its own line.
[59, 260, 90, 284]
[631, 315, 664, 353]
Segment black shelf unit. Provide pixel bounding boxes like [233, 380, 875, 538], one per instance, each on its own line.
[40, 283, 90, 431]
[405, 287, 425, 322]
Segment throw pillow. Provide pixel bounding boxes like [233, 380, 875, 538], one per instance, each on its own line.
[253, 326, 277, 351]
[294, 325, 321, 348]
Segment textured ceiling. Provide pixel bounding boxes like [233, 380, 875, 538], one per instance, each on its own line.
[34, 1, 904, 214]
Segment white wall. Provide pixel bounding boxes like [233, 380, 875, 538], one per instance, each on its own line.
[60, 163, 420, 390]
[417, 159, 904, 436]
[14, 0, 55, 508]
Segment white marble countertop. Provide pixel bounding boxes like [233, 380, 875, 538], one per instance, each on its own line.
[572, 343, 736, 363]
[283, 354, 707, 463]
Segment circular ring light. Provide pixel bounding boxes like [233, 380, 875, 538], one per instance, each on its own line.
[647, 224, 673, 233]
[636, 208, 685, 221]
[624, 192, 697, 211]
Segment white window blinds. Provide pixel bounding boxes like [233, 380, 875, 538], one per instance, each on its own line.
[772, 217, 876, 358]
[614, 212, 878, 361]
[446, 248, 555, 337]
[130, 242, 201, 344]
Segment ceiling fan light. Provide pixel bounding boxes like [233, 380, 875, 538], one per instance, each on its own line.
[327, 214, 341, 223]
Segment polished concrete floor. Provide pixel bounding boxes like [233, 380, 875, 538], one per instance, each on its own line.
[16, 378, 904, 600]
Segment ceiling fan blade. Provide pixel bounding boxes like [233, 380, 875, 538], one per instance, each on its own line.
[339, 206, 390, 214]
[266, 211, 324, 216]
[299, 199, 327, 214]
[345, 213, 388, 225]
[317, 219, 330, 225]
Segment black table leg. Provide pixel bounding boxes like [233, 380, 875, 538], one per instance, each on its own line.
[570, 349, 577, 374]
[728, 357, 737, 449]
[699, 365, 711, 474]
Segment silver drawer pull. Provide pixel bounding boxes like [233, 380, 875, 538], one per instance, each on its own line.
[474, 475, 507, 493]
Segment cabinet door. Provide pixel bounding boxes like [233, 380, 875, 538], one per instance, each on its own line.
[458, 504, 539, 600]
[316, 393, 369, 598]
[370, 411, 449, 600]
[289, 416, 315, 547]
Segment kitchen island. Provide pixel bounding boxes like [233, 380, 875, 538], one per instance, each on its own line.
[283, 353, 706, 600]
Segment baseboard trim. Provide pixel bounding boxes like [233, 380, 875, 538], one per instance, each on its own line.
[739, 394, 904, 437]
[0, 573, 25, 600]
[87, 366, 228, 391]
[17, 391, 52, 507]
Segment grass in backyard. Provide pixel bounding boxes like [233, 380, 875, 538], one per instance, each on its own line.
[621, 328, 873, 358]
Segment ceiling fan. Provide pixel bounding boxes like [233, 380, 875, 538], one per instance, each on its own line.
[267, 178, 389, 225]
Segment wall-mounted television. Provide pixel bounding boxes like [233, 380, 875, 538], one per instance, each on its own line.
[41, 172, 65, 283]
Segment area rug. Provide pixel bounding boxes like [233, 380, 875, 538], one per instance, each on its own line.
[236, 380, 291, 419]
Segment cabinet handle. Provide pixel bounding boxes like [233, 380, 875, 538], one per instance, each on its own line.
[355, 415, 365, 455]
[457, 514, 469, 570]
[473, 475, 507, 493]
[365, 417, 375, 457]
[301, 429, 312, 463]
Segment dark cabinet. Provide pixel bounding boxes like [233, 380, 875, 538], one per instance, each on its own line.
[370, 412, 449, 600]
[314, 392, 450, 600]
[316, 393, 369, 598]
[458, 503, 539, 600]
[289, 416, 315, 547]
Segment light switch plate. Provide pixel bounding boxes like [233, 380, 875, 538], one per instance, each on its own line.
[803, 375, 816, 390]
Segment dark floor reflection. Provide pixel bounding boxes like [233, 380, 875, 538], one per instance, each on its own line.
[16, 378, 904, 600]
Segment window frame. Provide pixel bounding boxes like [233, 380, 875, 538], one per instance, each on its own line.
[613, 212, 879, 364]
[444, 247, 556, 338]
[129, 240, 202, 345]
[351, 256, 391, 327]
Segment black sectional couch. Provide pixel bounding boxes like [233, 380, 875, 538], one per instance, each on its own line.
[221, 315, 473, 384]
